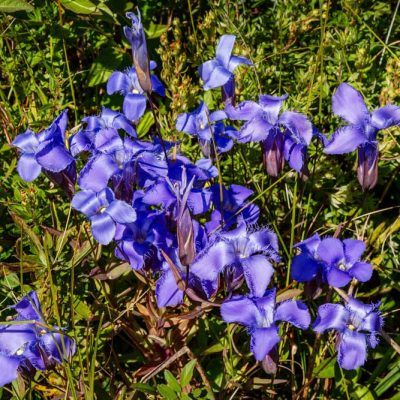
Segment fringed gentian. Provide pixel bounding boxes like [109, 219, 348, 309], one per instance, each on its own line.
[291, 234, 373, 287]
[314, 297, 383, 370]
[107, 61, 165, 121]
[205, 183, 260, 233]
[199, 35, 252, 104]
[226, 94, 314, 176]
[221, 288, 310, 361]
[12, 110, 76, 195]
[324, 83, 400, 190]
[71, 188, 136, 245]
[124, 11, 152, 93]
[0, 291, 75, 387]
[192, 223, 279, 297]
[176, 102, 237, 157]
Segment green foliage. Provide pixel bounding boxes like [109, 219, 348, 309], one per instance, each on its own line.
[0, 0, 399, 398]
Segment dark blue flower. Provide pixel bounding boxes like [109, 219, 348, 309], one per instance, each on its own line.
[313, 297, 383, 369]
[221, 288, 310, 361]
[71, 188, 136, 245]
[0, 292, 75, 387]
[324, 83, 400, 189]
[107, 61, 165, 121]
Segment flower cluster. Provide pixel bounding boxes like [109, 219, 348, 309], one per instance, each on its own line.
[0, 292, 75, 386]
[9, 10, 394, 387]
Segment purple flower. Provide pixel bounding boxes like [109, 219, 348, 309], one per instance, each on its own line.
[191, 223, 279, 297]
[313, 297, 383, 370]
[226, 94, 314, 176]
[199, 35, 252, 103]
[12, 110, 75, 183]
[124, 11, 152, 93]
[71, 188, 136, 245]
[107, 62, 165, 121]
[291, 234, 373, 287]
[221, 288, 310, 361]
[0, 291, 75, 387]
[324, 83, 400, 189]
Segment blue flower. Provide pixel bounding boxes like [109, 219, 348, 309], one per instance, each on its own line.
[291, 234, 373, 288]
[199, 35, 252, 103]
[12, 110, 75, 183]
[313, 297, 383, 370]
[226, 94, 314, 176]
[123, 11, 152, 93]
[221, 288, 310, 361]
[0, 292, 75, 387]
[107, 61, 165, 122]
[71, 188, 136, 245]
[191, 223, 279, 298]
[324, 83, 400, 189]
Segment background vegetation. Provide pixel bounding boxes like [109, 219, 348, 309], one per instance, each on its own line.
[0, 0, 399, 398]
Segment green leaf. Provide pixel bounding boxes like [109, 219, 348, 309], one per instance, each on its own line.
[351, 385, 375, 400]
[131, 382, 157, 394]
[136, 111, 154, 137]
[164, 370, 181, 393]
[157, 384, 178, 399]
[145, 22, 168, 39]
[201, 342, 224, 355]
[60, 0, 100, 14]
[180, 359, 197, 388]
[1, 273, 20, 289]
[0, 0, 33, 13]
[313, 357, 336, 379]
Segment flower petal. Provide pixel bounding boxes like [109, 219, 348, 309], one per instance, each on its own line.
[36, 140, 74, 172]
[0, 323, 36, 354]
[238, 116, 272, 143]
[71, 190, 102, 217]
[242, 255, 274, 297]
[123, 93, 147, 121]
[78, 154, 119, 191]
[94, 128, 123, 153]
[106, 200, 137, 224]
[250, 326, 280, 361]
[348, 262, 372, 282]
[274, 300, 311, 329]
[40, 332, 76, 363]
[286, 143, 306, 172]
[225, 100, 261, 121]
[313, 303, 348, 333]
[220, 296, 260, 326]
[332, 83, 370, 125]
[228, 55, 252, 73]
[150, 75, 166, 97]
[156, 269, 183, 308]
[107, 71, 130, 95]
[343, 239, 366, 264]
[12, 130, 39, 152]
[291, 253, 320, 282]
[371, 105, 400, 130]
[259, 94, 288, 123]
[201, 64, 232, 90]
[324, 126, 366, 154]
[15, 291, 42, 320]
[190, 240, 235, 282]
[90, 213, 116, 245]
[326, 267, 351, 287]
[0, 354, 20, 386]
[280, 111, 313, 144]
[17, 153, 42, 182]
[338, 330, 367, 370]
[216, 34, 235, 67]
[317, 238, 344, 264]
